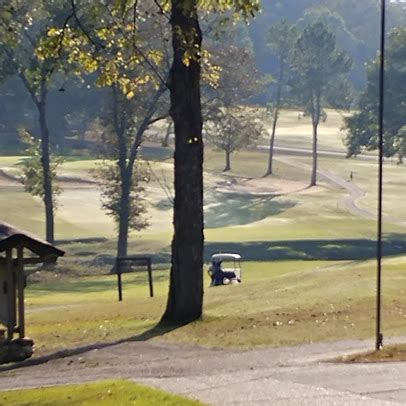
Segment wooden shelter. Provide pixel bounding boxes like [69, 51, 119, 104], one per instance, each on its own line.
[0, 223, 64, 341]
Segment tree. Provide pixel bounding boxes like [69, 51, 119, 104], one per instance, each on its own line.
[161, 0, 260, 325]
[0, 1, 67, 243]
[43, 1, 171, 258]
[265, 20, 298, 176]
[97, 83, 166, 257]
[291, 21, 352, 186]
[344, 27, 406, 163]
[203, 39, 263, 111]
[206, 107, 264, 171]
[160, 0, 204, 324]
[202, 37, 264, 172]
[19, 128, 63, 207]
[95, 159, 149, 239]
[47, 0, 259, 324]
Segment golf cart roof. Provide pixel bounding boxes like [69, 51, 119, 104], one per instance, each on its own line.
[211, 253, 241, 261]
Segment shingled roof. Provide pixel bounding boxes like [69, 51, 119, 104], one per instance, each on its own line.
[0, 222, 64, 261]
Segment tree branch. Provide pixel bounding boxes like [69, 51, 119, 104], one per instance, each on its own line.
[128, 84, 168, 168]
[70, 0, 103, 50]
[153, 0, 170, 21]
[103, 2, 168, 87]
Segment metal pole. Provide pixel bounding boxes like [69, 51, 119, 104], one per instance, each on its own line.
[376, 0, 386, 351]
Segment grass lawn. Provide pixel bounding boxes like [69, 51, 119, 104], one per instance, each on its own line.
[19, 257, 406, 354]
[342, 344, 406, 363]
[262, 108, 352, 152]
[1, 111, 406, 354]
[0, 380, 202, 405]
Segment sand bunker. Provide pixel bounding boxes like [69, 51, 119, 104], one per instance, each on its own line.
[216, 177, 309, 196]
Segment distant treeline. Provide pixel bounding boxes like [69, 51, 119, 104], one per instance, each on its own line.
[0, 0, 405, 152]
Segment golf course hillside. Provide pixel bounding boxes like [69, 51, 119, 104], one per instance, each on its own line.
[1, 108, 405, 353]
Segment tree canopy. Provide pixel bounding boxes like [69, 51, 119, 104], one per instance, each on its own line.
[344, 27, 406, 162]
[290, 21, 352, 186]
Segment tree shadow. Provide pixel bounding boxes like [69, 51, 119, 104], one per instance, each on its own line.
[27, 271, 170, 294]
[204, 192, 296, 228]
[0, 322, 181, 372]
[152, 192, 297, 226]
[205, 233, 406, 261]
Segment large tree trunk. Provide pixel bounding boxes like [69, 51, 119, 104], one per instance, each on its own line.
[224, 150, 231, 172]
[117, 171, 131, 258]
[266, 62, 284, 176]
[162, 121, 173, 147]
[161, 0, 204, 325]
[266, 108, 278, 175]
[38, 92, 55, 244]
[112, 85, 131, 259]
[310, 119, 318, 187]
[310, 94, 320, 187]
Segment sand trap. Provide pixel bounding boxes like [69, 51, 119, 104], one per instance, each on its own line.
[216, 177, 309, 196]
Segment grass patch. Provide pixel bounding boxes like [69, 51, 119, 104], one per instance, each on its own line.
[0, 380, 202, 405]
[342, 344, 406, 363]
[20, 258, 406, 354]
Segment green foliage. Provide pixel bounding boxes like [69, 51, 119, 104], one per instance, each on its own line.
[39, 1, 168, 101]
[205, 107, 265, 155]
[204, 37, 264, 109]
[344, 27, 406, 161]
[266, 20, 299, 114]
[19, 128, 63, 205]
[95, 160, 150, 232]
[0, 1, 67, 103]
[199, 0, 260, 17]
[291, 21, 352, 122]
[268, 20, 298, 66]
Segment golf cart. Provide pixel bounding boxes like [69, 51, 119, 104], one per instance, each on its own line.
[208, 253, 242, 286]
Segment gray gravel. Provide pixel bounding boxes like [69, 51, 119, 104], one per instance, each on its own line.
[1, 336, 406, 405]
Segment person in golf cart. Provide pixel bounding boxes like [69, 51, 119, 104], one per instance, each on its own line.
[208, 254, 241, 286]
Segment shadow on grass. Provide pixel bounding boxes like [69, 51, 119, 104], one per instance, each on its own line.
[27, 271, 169, 294]
[152, 193, 297, 227]
[205, 193, 296, 228]
[0, 323, 181, 373]
[205, 233, 406, 261]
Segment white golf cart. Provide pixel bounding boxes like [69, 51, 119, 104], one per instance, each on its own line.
[208, 253, 242, 286]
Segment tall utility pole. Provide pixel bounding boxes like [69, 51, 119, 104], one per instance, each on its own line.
[376, 0, 386, 351]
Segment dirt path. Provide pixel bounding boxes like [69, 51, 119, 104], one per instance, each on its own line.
[276, 156, 375, 219]
[1, 337, 406, 405]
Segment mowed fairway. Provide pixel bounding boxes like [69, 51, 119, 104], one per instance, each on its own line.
[1, 109, 406, 353]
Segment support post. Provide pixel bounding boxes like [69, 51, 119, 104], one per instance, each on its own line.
[17, 245, 25, 338]
[147, 259, 154, 298]
[116, 259, 123, 302]
[5, 249, 14, 341]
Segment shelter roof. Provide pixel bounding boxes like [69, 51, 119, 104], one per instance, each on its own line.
[0, 222, 64, 261]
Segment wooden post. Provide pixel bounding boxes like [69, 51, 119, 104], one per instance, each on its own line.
[147, 259, 154, 298]
[5, 249, 14, 341]
[117, 259, 123, 302]
[17, 245, 25, 338]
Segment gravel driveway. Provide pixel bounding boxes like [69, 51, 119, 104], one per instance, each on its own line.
[1, 336, 406, 405]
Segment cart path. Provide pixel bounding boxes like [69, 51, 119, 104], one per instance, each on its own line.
[276, 156, 375, 219]
[1, 336, 406, 405]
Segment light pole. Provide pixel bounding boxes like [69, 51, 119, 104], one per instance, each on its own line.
[376, 0, 386, 351]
